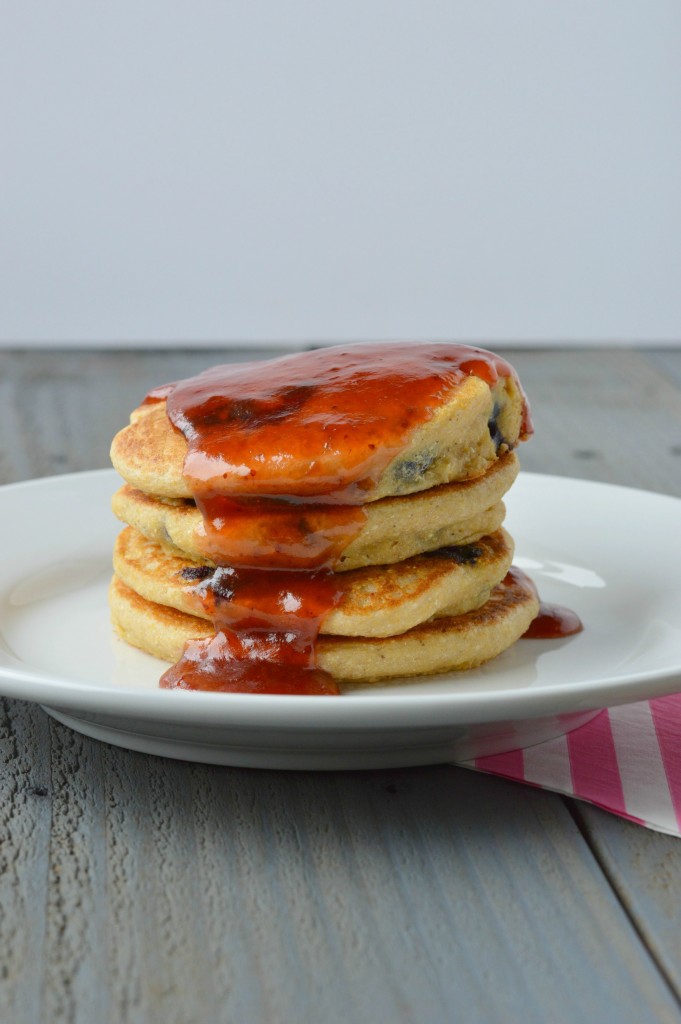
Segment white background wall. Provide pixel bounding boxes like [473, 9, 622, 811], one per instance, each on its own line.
[1, 1, 680, 348]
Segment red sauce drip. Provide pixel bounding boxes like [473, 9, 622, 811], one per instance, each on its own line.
[503, 566, 537, 592]
[523, 603, 584, 639]
[160, 566, 343, 694]
[152, 343, 532, 694]
[192, 495, 367, 571]
[504, 566, 583, 640]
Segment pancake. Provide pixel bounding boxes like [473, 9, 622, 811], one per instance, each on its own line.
[112, 452, 518, 572]
[109, 569, 539, 682]
[110, 371, 526, 501]
[113, 526, 515, 638]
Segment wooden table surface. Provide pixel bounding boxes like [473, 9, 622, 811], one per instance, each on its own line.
[1, 347, 680, 1024]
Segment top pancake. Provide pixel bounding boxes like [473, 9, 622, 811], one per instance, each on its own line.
[111, 371, 526, 502]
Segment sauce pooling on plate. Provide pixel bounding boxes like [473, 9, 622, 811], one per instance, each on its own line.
[523, 602, 584, 639]
[160, 564, 345, 695]
[505, 567, 584, 640]
[149, 344, 532, 694]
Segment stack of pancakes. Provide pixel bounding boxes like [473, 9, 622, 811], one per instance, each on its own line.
[109, 360, 539, 686]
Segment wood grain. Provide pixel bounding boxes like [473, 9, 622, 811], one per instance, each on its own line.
[1, 348, 680, 1023]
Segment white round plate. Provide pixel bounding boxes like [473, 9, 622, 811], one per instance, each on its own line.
[0, 470, 680, 769]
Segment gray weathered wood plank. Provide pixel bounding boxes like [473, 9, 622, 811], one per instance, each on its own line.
[570, 805, 681, 997]
[0, 699, 51, 1024]
[509, 347, 681, 493]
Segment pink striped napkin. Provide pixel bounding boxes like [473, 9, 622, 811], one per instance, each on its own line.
[460, 694, 681, 836]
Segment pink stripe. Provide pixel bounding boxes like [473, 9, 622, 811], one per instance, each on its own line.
[567, 710, 627, 816]
[650, 694, 681, 831]
[475, 747, 524, 778]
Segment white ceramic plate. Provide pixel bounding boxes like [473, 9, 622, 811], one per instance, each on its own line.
[0, 470, 680, 769]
